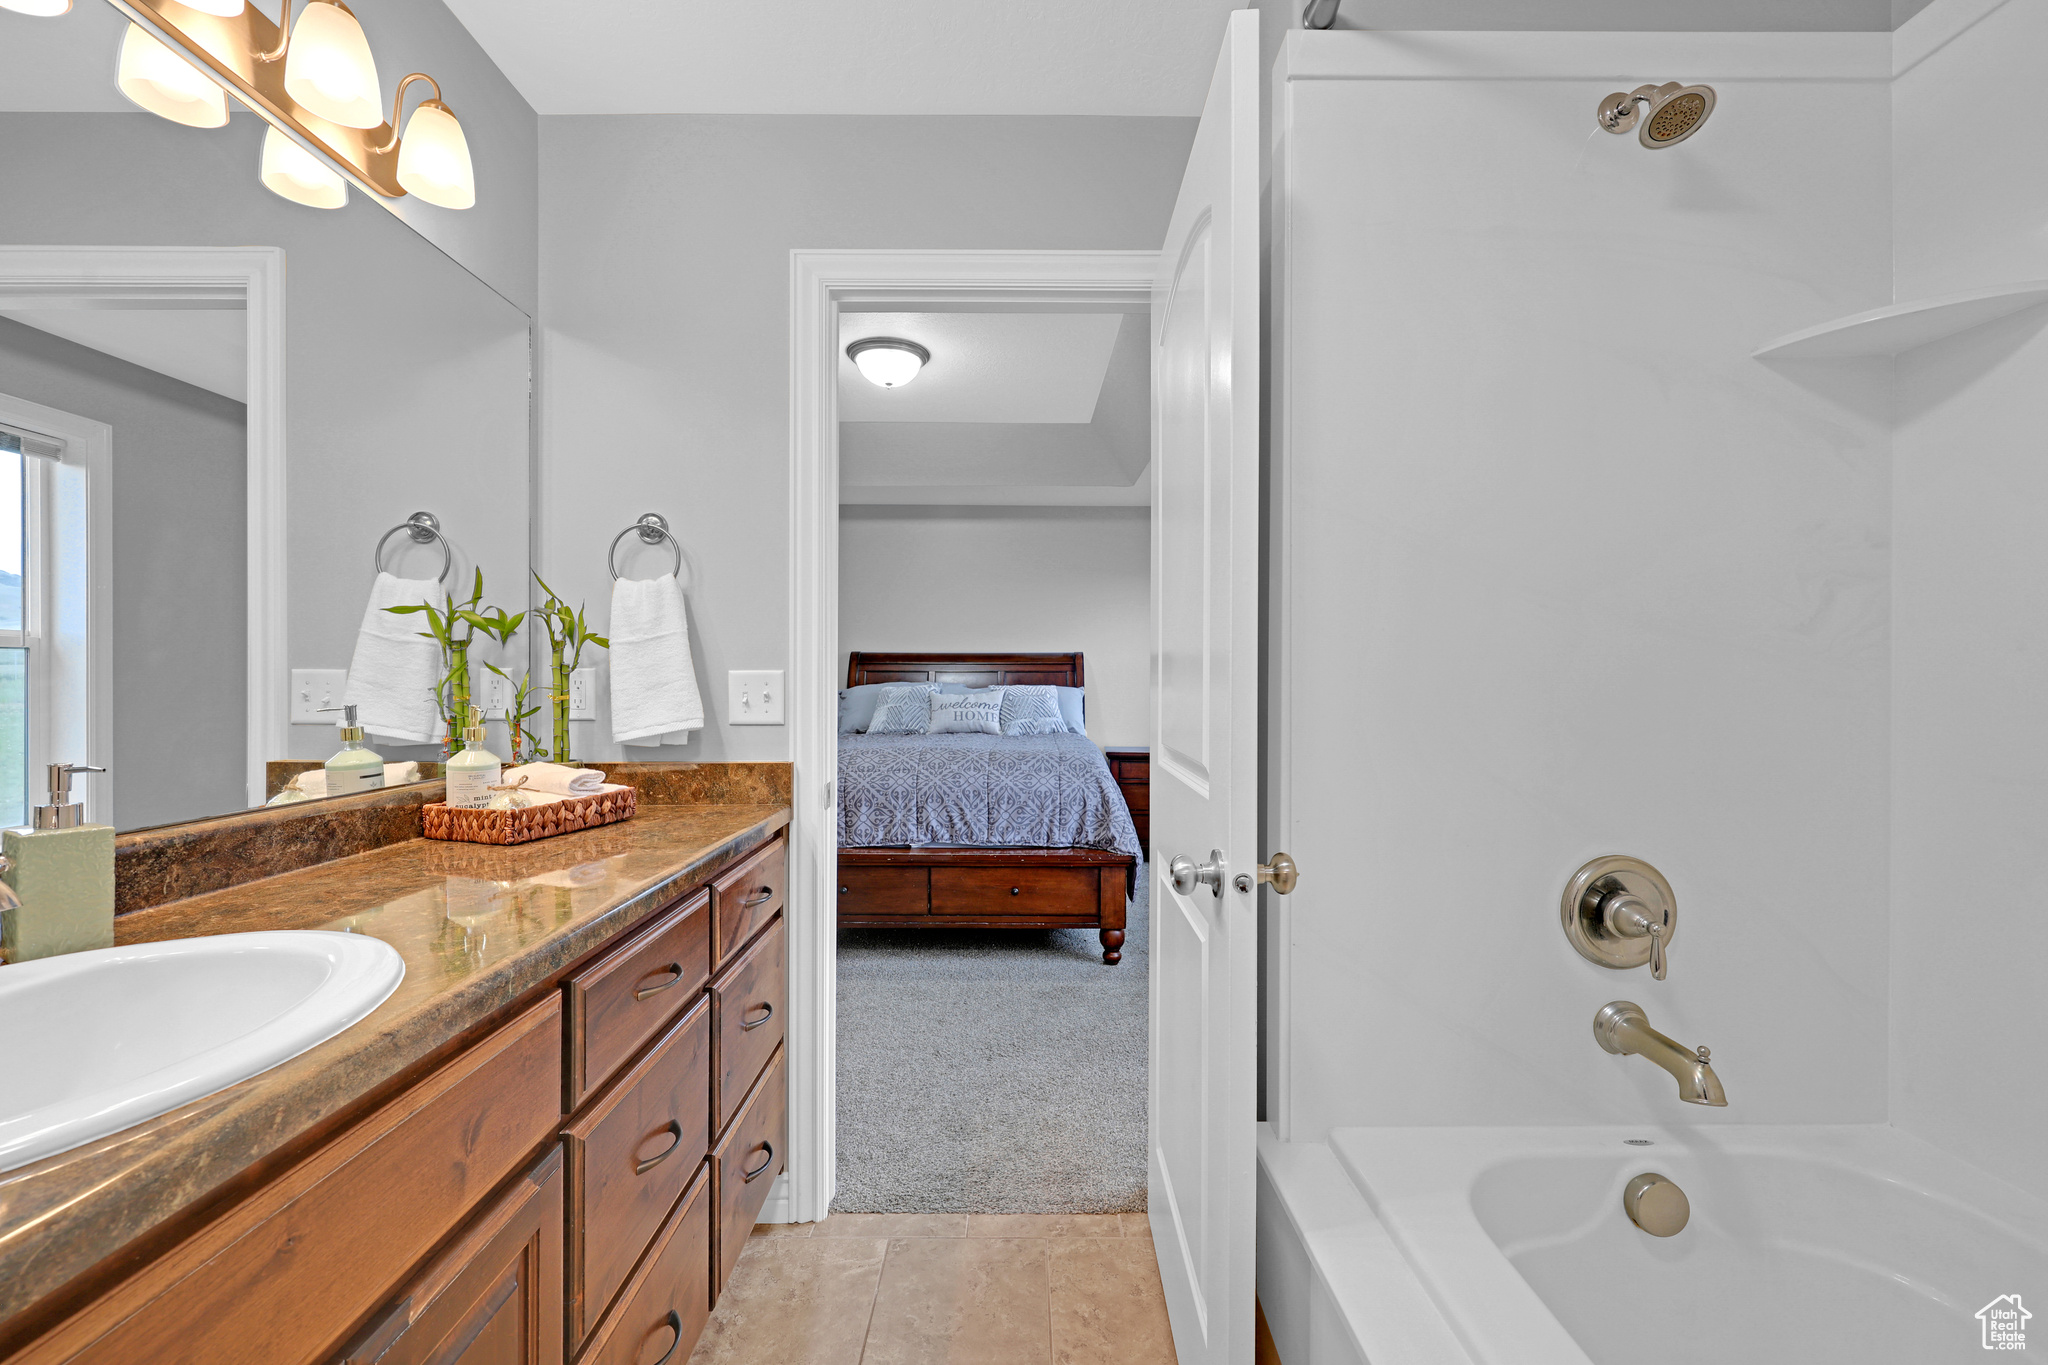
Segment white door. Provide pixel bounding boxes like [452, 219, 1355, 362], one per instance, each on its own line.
[1148, 11, 1261, 1365]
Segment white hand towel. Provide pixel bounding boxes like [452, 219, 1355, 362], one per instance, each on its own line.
[343, 572, 445, 744]
[504, 761, 607, 797]
[609, 573, 704, 745]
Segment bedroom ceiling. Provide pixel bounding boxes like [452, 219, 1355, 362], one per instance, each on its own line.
[838, 309, 1149, 508]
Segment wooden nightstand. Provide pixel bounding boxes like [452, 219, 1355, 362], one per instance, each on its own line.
[1104, 746, 1150, 856]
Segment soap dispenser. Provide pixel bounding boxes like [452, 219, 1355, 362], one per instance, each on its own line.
[320, 705, 385, 797]
[445, 706, 502, 810]
[1, 763, 114, 963]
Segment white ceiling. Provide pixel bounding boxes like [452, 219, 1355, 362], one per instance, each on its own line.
[439, 0, 1243, 116]
[0, 308, 248, 403]
[838, 312, 1121, 424]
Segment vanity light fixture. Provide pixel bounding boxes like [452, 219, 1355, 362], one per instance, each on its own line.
[260, 124, 348, 208]
[847, 337, 930, 388]
[70, 0, 478, 211]
[116, 22, 229, 128]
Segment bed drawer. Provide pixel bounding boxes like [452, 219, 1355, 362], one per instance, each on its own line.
[837, 864, 929, 916]
[564, 994, 712, 1348]
[931, 867, 1098, 918]
[713, 1050, 786, 1296]
[578, 1160, 712, 1365]
[713, 837, 786, 964]
[565, 888, 710, 1109]
[713, 917, 786, 1135]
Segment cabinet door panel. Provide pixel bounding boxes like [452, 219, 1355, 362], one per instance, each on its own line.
[712, 1050, 786, 1297]
[580, 1164, 712, 1365]
[566, 889, 710, 1110]
[712, 917, 785, 1135]
[711, 838, 785, 966]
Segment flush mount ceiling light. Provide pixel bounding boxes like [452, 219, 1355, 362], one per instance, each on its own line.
[57, 0, 479, 211]
[846, 337, 930, 388]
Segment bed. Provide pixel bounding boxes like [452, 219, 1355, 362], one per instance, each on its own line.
[836, 652, 1142, 964]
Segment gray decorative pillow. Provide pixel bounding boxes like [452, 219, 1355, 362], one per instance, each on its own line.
[929, 687, 1004, 735]
[865, 683, 935, 735]
[999, 685, 1068, 736]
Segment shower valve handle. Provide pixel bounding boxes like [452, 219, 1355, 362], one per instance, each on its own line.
[1602, 891, 1670, 981]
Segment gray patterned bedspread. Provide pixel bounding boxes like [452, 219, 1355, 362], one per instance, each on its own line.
[838, 732, 1143, 858]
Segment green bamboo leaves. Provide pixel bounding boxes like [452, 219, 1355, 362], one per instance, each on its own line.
[532, 571, 608, 765]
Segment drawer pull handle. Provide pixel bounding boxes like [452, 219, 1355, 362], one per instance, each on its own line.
[633, 964, 685, 1000]
[635, 1120, 685, 1175]
[1011, 887, 1021, 895]
[649, 1309, 684, 1365]
[741, 887, 775, 908]
[743, 1141, 776, 1182]
[741, 1002, 774, 1030]
[840, 885, 850, 894]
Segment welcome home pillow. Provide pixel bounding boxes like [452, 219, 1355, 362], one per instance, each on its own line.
[929, 687, 1004, 735]
[864, 683, 936, 735]
[999, 685, 1068, 736]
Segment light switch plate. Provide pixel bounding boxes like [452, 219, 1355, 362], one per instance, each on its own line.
[728, 670, 785, 725]
[290, 669, 348, 724]
[569, 668, 597, 720]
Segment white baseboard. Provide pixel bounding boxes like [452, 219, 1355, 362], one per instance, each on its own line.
[756, 1171, 796, 1225]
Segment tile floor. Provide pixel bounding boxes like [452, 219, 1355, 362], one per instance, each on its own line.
[689, 1213, 1178, 1365]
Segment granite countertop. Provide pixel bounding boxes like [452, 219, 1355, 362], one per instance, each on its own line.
[0, 800, 790, 1336]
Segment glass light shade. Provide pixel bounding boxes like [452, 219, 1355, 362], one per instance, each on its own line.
[260, 124, 348, 208]
[176, 0, 246, 14]
[849, 341, 927, 388]
[116, 23, 227, 128]
[396, 100, 474, 209]
[0, 0, 73, 16]
[284, 0, 382, 129]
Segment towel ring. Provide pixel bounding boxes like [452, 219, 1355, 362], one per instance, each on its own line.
[373, 511, 453, 583]
[608, 512, 684, 581]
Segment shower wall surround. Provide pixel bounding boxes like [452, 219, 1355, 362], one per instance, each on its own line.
[1890, 0, 2048, 1202]
[1265, 30, 1896, 1136]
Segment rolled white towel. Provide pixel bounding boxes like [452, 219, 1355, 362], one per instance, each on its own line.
[282, 761, 424, 802]
[504, 762, 607, 797]
[343, 572, 446, 744]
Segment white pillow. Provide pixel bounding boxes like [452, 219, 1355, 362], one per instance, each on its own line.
[929, 687, 1004, 735]
[864, 683, 935, 734]
[999, 685, 1068, 736]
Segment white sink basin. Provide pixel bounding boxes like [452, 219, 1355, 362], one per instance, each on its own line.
[0, 931, 404, 1173]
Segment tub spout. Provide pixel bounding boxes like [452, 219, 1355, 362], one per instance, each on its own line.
[1593, 1001, 1727, 1106]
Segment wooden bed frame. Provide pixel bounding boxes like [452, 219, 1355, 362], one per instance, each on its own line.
[837, 652, 1139, 964]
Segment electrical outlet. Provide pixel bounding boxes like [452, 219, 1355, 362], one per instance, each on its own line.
[569, 668, 597, 720]
[479, 670, 510, 720]
[728, 670, 785, 725]
[291, 669, 348, 724]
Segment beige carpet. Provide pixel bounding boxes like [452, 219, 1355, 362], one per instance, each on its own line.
[831, 864, 1148, 1213]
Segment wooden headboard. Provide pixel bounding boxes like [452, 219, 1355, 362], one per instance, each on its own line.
[846, 652, 1084, 689]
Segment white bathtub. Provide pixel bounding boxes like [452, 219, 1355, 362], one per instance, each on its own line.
[1311, 1125, 2047, 1365]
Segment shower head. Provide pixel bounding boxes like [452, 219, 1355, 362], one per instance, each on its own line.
[1596, 82, 1716, 148]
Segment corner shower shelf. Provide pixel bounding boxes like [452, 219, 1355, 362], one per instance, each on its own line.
[1752, 280, 2048, 360]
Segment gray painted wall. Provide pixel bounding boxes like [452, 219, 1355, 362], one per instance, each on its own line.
[538, 114, 1194, 761]
[838, 507, 1151, 747]
[0, 316, 246, 831]
[3, 112, 532, 772]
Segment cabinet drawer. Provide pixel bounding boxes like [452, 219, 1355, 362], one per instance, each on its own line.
[1120, 782, 1149, 814]
[712, 838, 785, 965]
[565, 888, 710, 1109]
[337, 1149, 564, 1365]
[713, 1049, 786, 1296]
[713, 916, 785, 1134]
[931, 867, 1097, 918]
[53, 997, 563, 1365]
[579, 1162, 712, 1365]
[836, 864, 929, 917]
[564, 995, 711, 1348]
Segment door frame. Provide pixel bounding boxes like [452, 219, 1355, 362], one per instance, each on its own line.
[0, 246, 287, 812]
[783, 248, 1159, 1222]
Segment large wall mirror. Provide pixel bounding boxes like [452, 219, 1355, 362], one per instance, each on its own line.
[0, 2, 530, 832]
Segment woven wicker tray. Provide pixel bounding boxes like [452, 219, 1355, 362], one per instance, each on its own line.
[422, 786, 637, 846]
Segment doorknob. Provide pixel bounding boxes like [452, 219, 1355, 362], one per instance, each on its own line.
[1234, 853, 1298, 895]
[1169, 851, 1225, 898]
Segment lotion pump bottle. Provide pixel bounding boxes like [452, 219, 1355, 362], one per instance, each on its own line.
[1, 763, 113, 963]
[321, 705, 385, 797]
[445, 706, 502, 810]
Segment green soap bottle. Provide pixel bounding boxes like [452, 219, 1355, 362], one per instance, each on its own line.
[445, 707, 502, 810]
[1, 763, 114, 963]
[321, 704, 385, 797]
